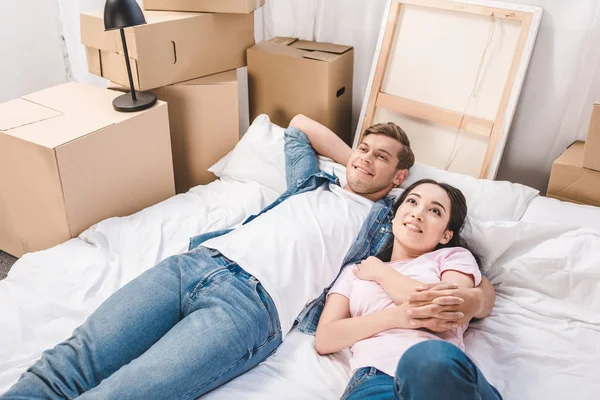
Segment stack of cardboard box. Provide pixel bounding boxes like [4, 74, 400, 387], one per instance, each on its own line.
[548, 102, 600, 206]
[81, 0, 264, 193]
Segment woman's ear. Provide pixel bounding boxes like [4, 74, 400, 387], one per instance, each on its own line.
[440, 230, 454, 245]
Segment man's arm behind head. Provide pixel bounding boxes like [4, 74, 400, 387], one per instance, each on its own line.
[289, 114, 352, 167]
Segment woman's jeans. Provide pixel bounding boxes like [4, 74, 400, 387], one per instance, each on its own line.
[2, 247, 282, 399]
[341, 341, 502, 400]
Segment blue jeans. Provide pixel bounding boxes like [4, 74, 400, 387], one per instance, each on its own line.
[341, 341, 502, 400]
[2, 247, 282, 399]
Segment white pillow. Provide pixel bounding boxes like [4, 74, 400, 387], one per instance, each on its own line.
[207, 151, 232, 178]
[208, 115, 538, 222]
[209, 114, 287, 193]
[400, 163, 539, 221]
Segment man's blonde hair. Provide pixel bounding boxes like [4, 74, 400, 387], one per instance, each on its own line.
[362, 122, 415, 170]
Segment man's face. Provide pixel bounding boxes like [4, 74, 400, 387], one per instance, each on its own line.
[345, 134, 408, 199]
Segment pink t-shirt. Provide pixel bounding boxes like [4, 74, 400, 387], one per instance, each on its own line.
[329, 247, 482, 376]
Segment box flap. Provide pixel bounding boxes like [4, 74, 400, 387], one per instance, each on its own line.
[0, 99, 63, 131]
[269, 37, 299, 46]
[250, 40, 306, 58]
[301, 51, 340, 63]
[255, 38, 351, 62]
[290, 40, 352, 55]
[2, 83, 159, 148]
[556, 141, 585, 167]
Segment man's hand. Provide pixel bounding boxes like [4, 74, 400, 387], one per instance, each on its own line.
[405, 282, 483, 332]
[353, 257, 388, 282]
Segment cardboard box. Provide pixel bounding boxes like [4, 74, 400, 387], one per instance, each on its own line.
[247, 37, 354, 144]
[109, 69, 246, 193]
[547, 141, 600, 207]
[143, 0, 264, 14]
[81, 10, 254, 91]
[0, 83, 175, 257]
[583, 102, 600, 171]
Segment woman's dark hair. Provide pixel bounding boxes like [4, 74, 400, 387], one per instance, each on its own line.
[393, 179, 482, 267]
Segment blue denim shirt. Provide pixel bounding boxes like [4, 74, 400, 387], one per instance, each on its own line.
[188, 127, 396, 335]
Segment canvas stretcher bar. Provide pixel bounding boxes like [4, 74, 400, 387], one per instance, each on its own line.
[355, 0, 542, 179]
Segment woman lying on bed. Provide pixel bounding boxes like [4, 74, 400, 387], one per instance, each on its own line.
[315, 179, 502, 400]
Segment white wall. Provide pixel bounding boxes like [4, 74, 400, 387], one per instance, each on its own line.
[0, 0, 69, 102]
[57, 0, 125, 87]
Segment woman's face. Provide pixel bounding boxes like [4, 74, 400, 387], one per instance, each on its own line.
[392, 183, 454, 254]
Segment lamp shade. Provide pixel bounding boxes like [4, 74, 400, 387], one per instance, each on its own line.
[104, 0, 147, 31]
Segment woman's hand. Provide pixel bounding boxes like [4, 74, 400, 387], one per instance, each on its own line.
[405, 282, 483, 332]
[353, 256, 388, 282]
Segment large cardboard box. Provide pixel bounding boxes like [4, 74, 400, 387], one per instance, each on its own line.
[109, 70, 246, 193]
[583, 102, 600, 171]
[247, 37, 354, 144]
[0, 83, 175, 257]
[81, 10, 254, 91]
[143, 0, 264, 14]
[547, 141, 600, 207]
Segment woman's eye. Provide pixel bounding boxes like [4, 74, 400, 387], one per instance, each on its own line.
[359, 147, 367, 152]
[406, 198, 416, 204]
[432, 208, 441, 216]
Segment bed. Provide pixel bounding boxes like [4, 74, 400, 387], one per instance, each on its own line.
[1, 116, 599, 399]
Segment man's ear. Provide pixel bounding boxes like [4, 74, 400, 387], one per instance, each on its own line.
[440, 230, 454, 245]
[393, 169, 408, 186]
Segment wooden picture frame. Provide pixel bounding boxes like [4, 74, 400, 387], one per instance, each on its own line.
[354, 0, 543, 179]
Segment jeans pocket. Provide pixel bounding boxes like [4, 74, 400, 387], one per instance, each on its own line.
[248, 277, 277, 337]
[341, 368, 370, 400]
[185, 267, 230, 315]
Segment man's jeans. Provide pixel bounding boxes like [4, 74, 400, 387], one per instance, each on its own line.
[341, 341, 502, 400]
[2, 247, 282, 399]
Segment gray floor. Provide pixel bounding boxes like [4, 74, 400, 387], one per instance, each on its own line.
[0, 250, 18, 280]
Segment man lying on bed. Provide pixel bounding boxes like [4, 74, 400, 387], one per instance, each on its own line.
[2, 115, 495, 400]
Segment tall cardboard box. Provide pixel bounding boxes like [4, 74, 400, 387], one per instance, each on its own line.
[143, 0, 264, 13]
[247, 37, 354, 144]
[583, 102, 600, 171]
[0, 83, 175, 257]
[81, 10, 254, 91]
[547, 141, 600, 207]
[109, 70, 246, 193]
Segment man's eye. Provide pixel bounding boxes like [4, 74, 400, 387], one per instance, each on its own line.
[378, 155, 387, 161]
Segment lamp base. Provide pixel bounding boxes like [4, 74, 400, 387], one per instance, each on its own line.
[112, 91, 157, 112]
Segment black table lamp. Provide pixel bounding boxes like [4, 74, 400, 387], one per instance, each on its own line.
[104, 0, 157, 112]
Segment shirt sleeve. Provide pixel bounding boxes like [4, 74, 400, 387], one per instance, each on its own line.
[284, 127, 321, 190]
[328, 265, 355, 299]
[439, 248, 482, 287]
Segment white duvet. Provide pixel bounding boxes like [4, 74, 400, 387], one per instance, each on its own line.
[1, 179, 600, 399]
